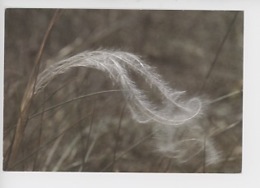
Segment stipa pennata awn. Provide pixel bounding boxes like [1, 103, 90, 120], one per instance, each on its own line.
[35, 50, 220, 164]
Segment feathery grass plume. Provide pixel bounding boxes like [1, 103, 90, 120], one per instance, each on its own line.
[35, 50, 219, 164]
[35, 50, 201, 126]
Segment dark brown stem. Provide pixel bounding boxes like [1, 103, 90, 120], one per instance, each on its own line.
[6, 9, 61, 170]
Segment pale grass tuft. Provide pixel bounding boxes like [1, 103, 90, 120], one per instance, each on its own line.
[35, 50, 220, 164]
[35, 50, 202, 126]
[153, 121, 221, 165]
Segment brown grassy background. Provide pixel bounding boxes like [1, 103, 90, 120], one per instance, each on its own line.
[4, 9, 243, 172]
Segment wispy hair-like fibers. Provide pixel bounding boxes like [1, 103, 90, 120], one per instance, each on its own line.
[35, 50, 220, 164]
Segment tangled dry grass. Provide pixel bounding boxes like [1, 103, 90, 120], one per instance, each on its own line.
[4, 9, 243, 172]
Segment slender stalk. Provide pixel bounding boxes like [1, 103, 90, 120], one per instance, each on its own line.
[32, 92, 46, 170]
[6, 9, 61, 170]
[198, 12, 238, 93]
[29, 89, 123, 119]
[100, 131, 155, 172]
[8, 115, 89, 170]
[111, 103, 126, 171]
[164, 159, 173, 172]
[81, 101, 96, 171]
[209, 90, 242, 104]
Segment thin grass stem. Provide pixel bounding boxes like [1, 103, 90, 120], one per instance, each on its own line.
[198, 12, 238, 94]
[111, 103, 126, 171]
[100, 131, 155, 172]
[6, 9, 61, 169]
[29, 89, 123, 119]
[8, 115, 89, 170]
[209, 90, 242, 104]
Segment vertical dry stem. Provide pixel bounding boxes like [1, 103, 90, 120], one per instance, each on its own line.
[6, 9, 61, 170]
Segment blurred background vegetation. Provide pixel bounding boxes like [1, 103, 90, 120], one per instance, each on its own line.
[4, 9, 243, 172]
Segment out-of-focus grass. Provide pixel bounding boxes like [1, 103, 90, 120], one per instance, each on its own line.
[4, 9, 243, 172]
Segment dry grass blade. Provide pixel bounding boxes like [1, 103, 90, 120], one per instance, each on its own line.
[29, 89, 122, 119]
[198, 12, 238, 93]
[100, 131, 155, 172]
[209, 90, 242, 104]
[111, 103, 126, 171]
[6, 9, 61, 170]
[8, 115, 89, 170]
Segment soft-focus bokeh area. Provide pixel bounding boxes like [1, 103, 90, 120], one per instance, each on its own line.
[4, 9, 243, 172]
